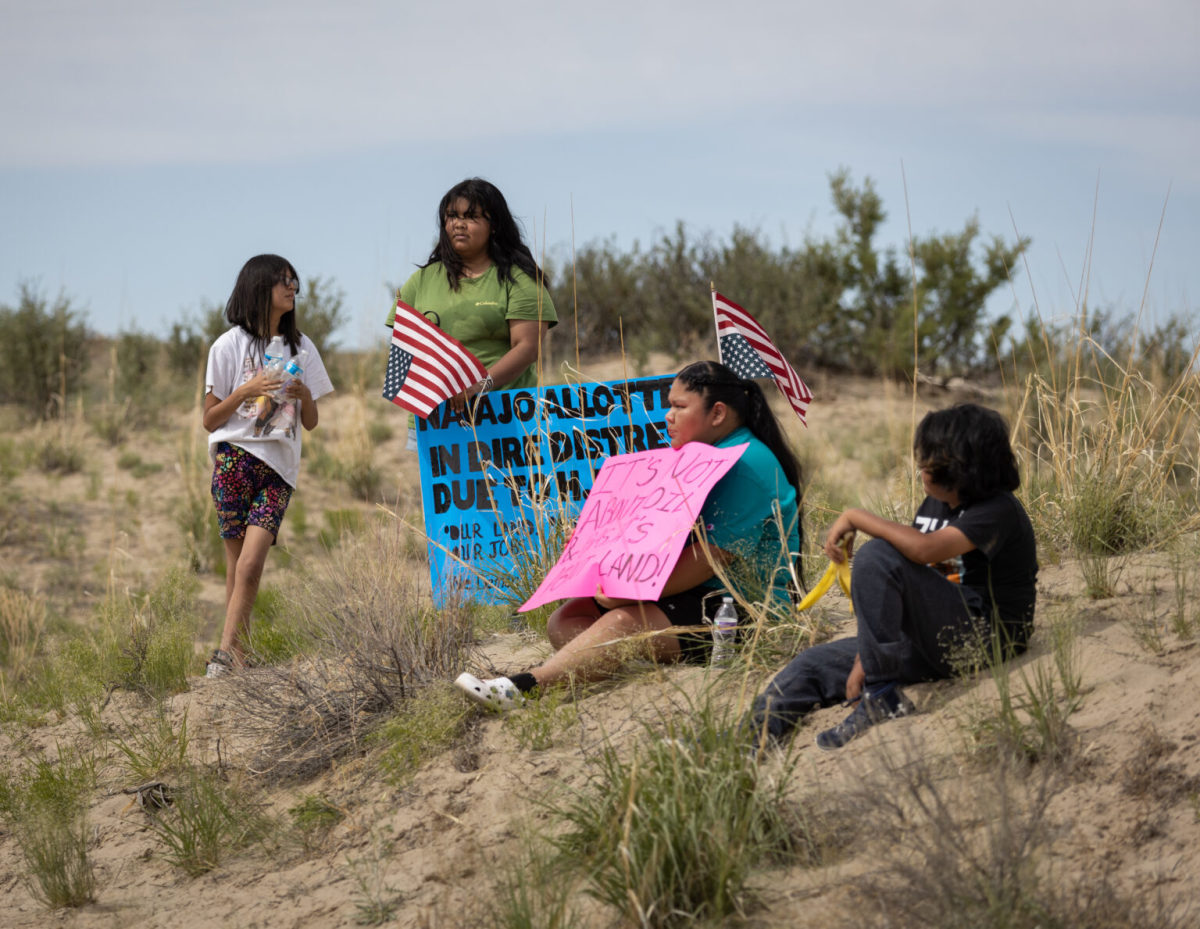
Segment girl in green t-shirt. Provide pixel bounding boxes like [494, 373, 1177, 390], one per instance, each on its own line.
[387, 178, 557, 408]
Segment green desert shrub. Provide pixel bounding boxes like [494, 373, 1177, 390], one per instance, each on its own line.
[243, 587, 311, 666]
[0, 283, 90, 419]
[485, 840, 583, 929]
[145, 769, 271, 876]
[7, 569, 199, 719]
[959, 611, 1083, 767]
[0, 435, 23, 480]
[549, 700, 801, 927]
[317, 507, 366, 549]
[503, 684, 580, 752]
[33, 431, 85, 474]
[2, 748, 97, 909]
[344, 827, 403, 925]
[375, 683, 469, 784]
[95, 568, 199, 697]
[116, 449, 163, 478]
[111, 706, 191, 783]
[288, 794, 345, 854]
[1016, 331, 1200, 598]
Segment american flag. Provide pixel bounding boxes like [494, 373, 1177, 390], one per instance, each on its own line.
[712, 291, 813, 425]
[382, 300, 488, 418]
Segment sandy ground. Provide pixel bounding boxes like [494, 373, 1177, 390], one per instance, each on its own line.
[1, 368, 1198, 928]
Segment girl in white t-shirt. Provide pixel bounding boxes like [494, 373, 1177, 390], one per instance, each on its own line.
[203, 254, 334, 676]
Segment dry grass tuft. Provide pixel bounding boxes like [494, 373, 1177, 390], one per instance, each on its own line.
[1015, 326, 1200, 596]
[0, 583, 46, 675]
[847, 739, 1188, 928]
[223, 517, 480, 782]
[1120, 726, 1200, 806]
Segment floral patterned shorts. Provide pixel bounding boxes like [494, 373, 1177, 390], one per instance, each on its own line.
[210, 442, 292, 540]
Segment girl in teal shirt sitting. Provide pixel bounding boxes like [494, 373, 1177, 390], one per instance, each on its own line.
[455, 360, 803, 710]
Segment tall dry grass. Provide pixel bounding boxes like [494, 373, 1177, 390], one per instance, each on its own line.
[1012, 317, 1200, 596]
[0, 584, 46, 677]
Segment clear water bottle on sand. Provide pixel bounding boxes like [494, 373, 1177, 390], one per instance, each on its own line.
[273, 348, 308, 400]
[711, 596, 738, 667]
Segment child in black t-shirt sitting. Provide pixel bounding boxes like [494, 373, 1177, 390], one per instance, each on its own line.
[751, 403, 1038, 750]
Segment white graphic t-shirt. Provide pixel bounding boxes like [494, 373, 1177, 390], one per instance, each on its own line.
[205, 327, 334, 487]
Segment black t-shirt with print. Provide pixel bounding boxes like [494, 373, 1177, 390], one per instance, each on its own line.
[914, 492, 1038, 642]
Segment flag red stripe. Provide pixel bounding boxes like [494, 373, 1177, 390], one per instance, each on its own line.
[393, 394, 434, 417]
[395, 324, 481, 389]
[393, 302, 486, 380]
[393, 299, 484, 370]
[399, 368, 448, 403]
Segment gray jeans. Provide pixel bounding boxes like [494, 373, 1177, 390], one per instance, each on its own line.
[751, 538, 989, 742]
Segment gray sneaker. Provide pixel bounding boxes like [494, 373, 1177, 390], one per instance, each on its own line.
[205, 649, 234, 678]
[816, 683, 914, 750]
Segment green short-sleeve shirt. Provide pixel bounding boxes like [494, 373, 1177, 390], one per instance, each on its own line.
[386, 263, 557, 390]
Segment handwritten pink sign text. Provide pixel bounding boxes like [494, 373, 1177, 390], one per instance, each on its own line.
[519, 442, 747, 611]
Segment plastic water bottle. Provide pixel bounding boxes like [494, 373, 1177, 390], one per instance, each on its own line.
[273, 349, 308, 400]
[711, 596, 738, 667]
[263, 336, 286, 374]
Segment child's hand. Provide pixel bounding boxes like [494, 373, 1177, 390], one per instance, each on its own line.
[845, 653, 866, 702]
[282, 379, 311, 402]
[242, 371, 283, 400]
[594, 585, 635, 611]
[824, 511, 858, 562]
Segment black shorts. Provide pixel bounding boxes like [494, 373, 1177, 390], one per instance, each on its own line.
[657, 585, 743, 665]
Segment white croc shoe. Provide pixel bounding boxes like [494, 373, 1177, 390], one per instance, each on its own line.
[454, 672, 525, 712]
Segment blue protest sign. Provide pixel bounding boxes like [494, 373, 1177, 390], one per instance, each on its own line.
[415, 375, 674, 605]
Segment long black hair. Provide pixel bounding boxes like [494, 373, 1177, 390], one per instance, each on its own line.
[225, 254, 302, 354]
[422, 178, 548, 291]
[674, 360, 803, 497]
[914, 403, 1020, 505]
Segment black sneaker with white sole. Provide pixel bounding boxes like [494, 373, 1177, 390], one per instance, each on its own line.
[815, 682, 914, 750]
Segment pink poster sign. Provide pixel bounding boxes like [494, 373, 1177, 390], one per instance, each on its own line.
[519, 442, 748, 611]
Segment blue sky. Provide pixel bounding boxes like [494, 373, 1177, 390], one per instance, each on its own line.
[1, 0, 1196, 351]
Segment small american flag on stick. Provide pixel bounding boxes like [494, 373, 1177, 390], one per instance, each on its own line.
[382, 299, 488, 418]
[712, 290, 812, 426]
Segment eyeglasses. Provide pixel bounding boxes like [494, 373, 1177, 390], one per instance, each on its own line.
[277, 276, 300, 292]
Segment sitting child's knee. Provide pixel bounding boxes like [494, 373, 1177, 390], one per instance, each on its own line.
[853, 537, 906, 575]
